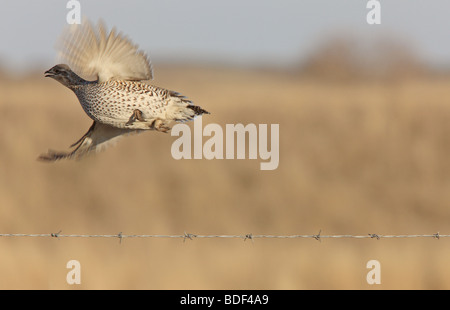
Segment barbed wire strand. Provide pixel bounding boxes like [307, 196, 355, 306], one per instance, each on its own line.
[0, 231, 447, 243]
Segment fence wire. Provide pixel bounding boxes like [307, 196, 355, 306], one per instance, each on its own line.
[0, 231, 447, 243]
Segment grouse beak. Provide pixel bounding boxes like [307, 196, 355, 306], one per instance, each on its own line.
[44, 69, 54, 78]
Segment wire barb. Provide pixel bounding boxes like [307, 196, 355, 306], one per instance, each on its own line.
[244, 233, 253, 242]
[369, 233, 380, 240]
[313, 230, 322, 242]
[183, 232, 196, 242]
[51, 230, 62, 239]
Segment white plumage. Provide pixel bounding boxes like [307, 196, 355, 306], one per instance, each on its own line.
[58, 20, 153, 82]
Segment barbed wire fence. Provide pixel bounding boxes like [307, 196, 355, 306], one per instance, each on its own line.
[0, 230, 447, 243]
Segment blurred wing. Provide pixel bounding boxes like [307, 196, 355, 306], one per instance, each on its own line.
[57, 19, 153, 82]
[38, 122, 138, 161]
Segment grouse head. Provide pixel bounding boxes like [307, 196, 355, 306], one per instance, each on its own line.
[45, 64, 88, 87]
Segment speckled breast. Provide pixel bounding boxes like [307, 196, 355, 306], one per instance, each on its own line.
[73, 81, 169, 127]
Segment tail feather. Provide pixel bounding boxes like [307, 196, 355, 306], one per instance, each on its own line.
[165, 90, 210, 122]
[187, 105, 210, 116]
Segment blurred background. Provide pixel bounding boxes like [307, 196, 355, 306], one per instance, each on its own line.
[1, 0, 450, 289]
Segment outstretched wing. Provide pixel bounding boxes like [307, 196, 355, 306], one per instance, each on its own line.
[57, 19, 153, 83]
[38, 122, 139, 161]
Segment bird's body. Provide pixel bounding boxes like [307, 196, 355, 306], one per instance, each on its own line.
[39, 20, 209, 161]
[71, 79, 198, 130]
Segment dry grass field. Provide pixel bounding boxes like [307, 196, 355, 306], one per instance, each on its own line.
[1, 63, 450, 289]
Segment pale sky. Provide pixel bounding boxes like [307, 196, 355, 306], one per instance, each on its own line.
[1, 0, 450, 71]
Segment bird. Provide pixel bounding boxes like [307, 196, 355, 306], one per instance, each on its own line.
[39, 20, 209, 162]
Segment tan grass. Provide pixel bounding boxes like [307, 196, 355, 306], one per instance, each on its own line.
[0, 66, 450, 289]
